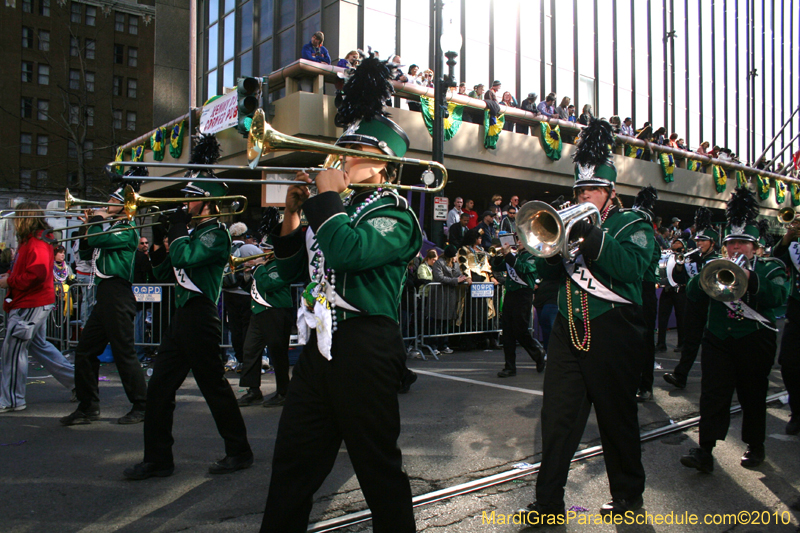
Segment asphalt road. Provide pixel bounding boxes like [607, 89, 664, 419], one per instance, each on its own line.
[1, 328, 798, 532]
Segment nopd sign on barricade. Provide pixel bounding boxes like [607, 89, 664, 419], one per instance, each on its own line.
[470, 283, 495, 298]
[132, 285, 162, 302]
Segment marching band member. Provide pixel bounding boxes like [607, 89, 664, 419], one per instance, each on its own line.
[680, 187, 787, 472]
[655, 238, 688, 353]
[61, 183, 147, 426]
[124, 134, 252, 480]
[773, 216, 800, 435]
[663, 207, 720, 390]
[490, 236, 546, 378]
[520, 120, 654, 522]
[261, 52, 421, 533]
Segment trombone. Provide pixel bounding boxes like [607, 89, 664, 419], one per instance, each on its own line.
[229, 251, 274, 272]
[54, 220, 166, 243]
[120, 185, 248, 219]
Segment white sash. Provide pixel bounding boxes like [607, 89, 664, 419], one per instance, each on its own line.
[723, 300, 778, 332]
[250, 272, 271, 308]
[505, 261, 527, 287]
[685, 262, 699, 279]
[172, 267, 203, 294]
[789, 242, 800, 273]
[564, 255, 632, 304]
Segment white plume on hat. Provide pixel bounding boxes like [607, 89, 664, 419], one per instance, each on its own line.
[229, 222, 248, 238]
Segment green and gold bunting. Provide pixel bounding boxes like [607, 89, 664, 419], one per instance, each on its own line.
[734, 170, 747, 188]
[132, 144, 145, 162]
[757, 174, 770, 200]
[624, 144, 644, 159]
[658, 153, 676, 183]
[150, 127, 167, 161]
[712, 165, 727, 193]
[774, 179, 787, 204]
[419, 96, 464, 141]
[483, 110, 505, 150]
[169, 120, 185, 159]
[791, 183, 800, 207]
[538, 123, 562, 161]
[686, 159, 703, 172]
[114, 146, 126, 175]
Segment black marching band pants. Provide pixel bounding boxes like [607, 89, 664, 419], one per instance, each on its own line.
[223, 292, 252, 362]
[74, 277, 147, 413]
[698, 328, 776, 449]
[239, 307, 294, 396]
[657, 286, 686, 347]
[502, 288, 538, 371]
[779, 300, 800, 421]
[261, 316, 415, 533]
[639, 281, 658, 392]
[143, 296, 251, 466]
[536, 307, 646, 510]
[671, 296, 709, 383]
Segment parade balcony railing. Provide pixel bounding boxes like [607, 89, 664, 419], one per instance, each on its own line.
[119, 59, 799, 186]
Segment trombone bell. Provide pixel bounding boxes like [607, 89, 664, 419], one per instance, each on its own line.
[516, 201, 601, 259]
[122, 186, 248, 219]
[64, 188, 120, 211]
[778, 207, 796, 224]
[229, 251, 274, 271]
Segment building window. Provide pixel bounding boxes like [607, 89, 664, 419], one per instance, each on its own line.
[22, 0, 32, 13]
[129, 16, 138, 34]
[84, 141, 93, 159]
[85, 72, 95, 92]
[70, 2, 82, 23]
[113, 76, 123, 95]
[69, 105, 79, 124]
[39, 0, 50, 16]
[115, 12, 125, 32]
[21, 97, 33, 119]
[39, 30, 50, 51]
[22, 27, 34, 48]
[112, 109, 122, 129]
[38, 64, 50, 85]
[128, 47, 138, 67]
[70, 37, 79, 57]
[127, 78, 137, 98]
[36, 170, 48, 188]
[20, 170, 31, 189]
[68, 140, 77, 159]
[22, 61, 33, 83]
[37, 99, 48, 120]
[37, 135, 48, 156]
[86, 106, 94, 126]
[85, 39, 95, 59]
[20, 133, 33, 154]
[114, 45, 124, 64]
[86, 5, 96, 26]
[69, 69, 80, 90]
[126, 111, 136, 131]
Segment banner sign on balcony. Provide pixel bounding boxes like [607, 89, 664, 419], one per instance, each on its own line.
[711, 165, 727, 193]
[169, 120, 185, 159]
[483, 110, 505, 149]
[420, 96, 463, 141]
[199, 91, 239, 134]
[538, 123, 562, 161]
[757, 174, 770, 200]
[774, 178, 787, 204]
[658, 153, 676, 183]
[791, 183, 800, 207]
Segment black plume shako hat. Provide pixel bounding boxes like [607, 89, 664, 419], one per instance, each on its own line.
[631, 186, 658, 222]
[334, 49, 410, 158]
[573, 119, 617, 188]
[110, 166, 146, 201]
[181, 133, 228, 198]
[693, 206, 719, 243]
[724, 187, 760, 243]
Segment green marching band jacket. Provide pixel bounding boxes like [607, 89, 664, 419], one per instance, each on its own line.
[152, 219, 232, 308]
[534, 207, 655, 322]
[79, 217, 138, 283]
[273, 190, 423, 324]
[773, 239, 800, 306]
[249, 261, 293, 313]
[686, 255, 788, 339]
[644, 239, 661, 284]
[672, 249, 721, 293]
[490, 249, 538, 293]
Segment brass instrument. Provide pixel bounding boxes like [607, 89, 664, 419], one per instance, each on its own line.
[515, 201, 601, 260]
[777, 207, 797, 225]
[121, 186, 248, 219]
[229, 251, 274, 272]
[698, 253, 752, 302]
[54, 220, 165, 243]
[675, 247, 700, 265]
[64, 189, 125, 211]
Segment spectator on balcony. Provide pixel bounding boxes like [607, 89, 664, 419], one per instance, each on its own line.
[696, 141, 710, 155]
[421, 69, 435, 88]
[501, 91, 516, 131]
[446, 197, 464, 232]
[406, 65, 423, 112]
[677, 138, 688, 151]
[651, 127, 667, 146]
[457, 82, 467, 95]
[620, 117, 635, 137]
[557, 97, 571, 121]
[485, 80, 502, 102]
[668, 132, 680, 149]
[301, 31, 331, 64]
[466, 84, 485, 124]
[609, 115, 622, 133]
[448, 213, 471, 248]
[469, 83, 485, 99]
[463, 199, 478, 229]
[709, 145, 721, 159]
[335, 50, 360, 69]
[537, 94, 557, 118]
[567, 105, 577, 122]
[517, 92, 538, 135]
[578, 104, 593, 125]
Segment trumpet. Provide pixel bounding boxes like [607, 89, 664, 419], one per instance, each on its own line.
[674, 247, 701, 264]
[515, 201, 601, 260]
[698, 253, 752, 302]
[229, 251, 274, 272]
[777, 207, 797, 225]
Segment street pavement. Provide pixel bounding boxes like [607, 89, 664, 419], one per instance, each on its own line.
[0, 329, 798, 532]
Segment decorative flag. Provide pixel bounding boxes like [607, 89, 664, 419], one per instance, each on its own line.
[624, 144, 644, 159]
[132, 144, 145, 162]
[735, 170, 747, 188]
[686, 159, 702, 172]
[538, 123, 562, 161]
[658, 153, 676, 183]
[169, 120, 185, 159]
[419, 96, 464, 141]
[150, 127, 167, 161]
[757, 174, 770, 200]
[711, 165, 727, 193]
[483, 109, 505, 150]
[114, 146, 126, 175]
[791, 183, 800, 207]
[774, 179, 787, 204]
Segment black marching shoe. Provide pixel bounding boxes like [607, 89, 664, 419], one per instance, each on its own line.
[599, 497, 643, 516]
[680, 447, 714, 473]
[124, 462, 175, 480]
[515, 502, 566, 528]
[740, 444, 765, 468]
[786, 418, 800, 436]
[238, 388, 264, 407]
[60, 409, 100, 426]
[526, 340, 547, 373]
[497, 368, 517, 378]
[261, 392, 286, 407]
[655, 343, 667, 353]
[636, 390, 653, 402]
[209, 451, 254, 475]
[118, 409, 145, 425]
[663, 373, 686, 390]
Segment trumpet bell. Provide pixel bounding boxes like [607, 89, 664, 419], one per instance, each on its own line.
[516, 201, 601, 259]
[698, 255, 751, 302]
[778, 207, 796, 224]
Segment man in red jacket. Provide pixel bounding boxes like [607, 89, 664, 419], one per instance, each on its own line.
[0, 203, 75, 412]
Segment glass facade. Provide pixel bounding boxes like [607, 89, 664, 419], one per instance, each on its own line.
[200, 0, 798, 166]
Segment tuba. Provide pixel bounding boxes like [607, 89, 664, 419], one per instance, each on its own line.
[698, 253, 752, 302]
[515, 201, 601, 260]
